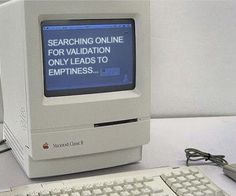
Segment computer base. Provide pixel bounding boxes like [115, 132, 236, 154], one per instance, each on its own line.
[23, 147, 142, 178]
[4, 119, 148, 178]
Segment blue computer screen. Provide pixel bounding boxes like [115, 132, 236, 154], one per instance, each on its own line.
[41, 19, 136, 97]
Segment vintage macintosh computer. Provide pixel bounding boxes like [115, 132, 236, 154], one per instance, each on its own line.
[0, 0, 150, 178]
[0, 1, 234, 196]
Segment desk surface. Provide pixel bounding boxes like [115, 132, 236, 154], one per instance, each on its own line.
[0, 117, 236, 195]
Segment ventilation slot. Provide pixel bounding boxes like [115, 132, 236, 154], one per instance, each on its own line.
[3, 123, 24, 166]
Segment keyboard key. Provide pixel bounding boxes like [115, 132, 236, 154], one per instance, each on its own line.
[144, 181, 163, 193]
[171, 183, 183, 192]
[81, 190, 92, 196]
[177, 188, 189, 195]
[113, 186, 123, 192]
[50, 189, 61, 195]
[172, 171, 182, 177]
[183, 194, 194, 196]
[144, 176, 154, 182]
[93, 189, 103, 195]
[154, 193, 169, 196]
[166, 178, 177, 186]
[120, 191, 130, 196]
[39, 190, 50, 196]
[150, 193, 160, 196]
[123, 184, 134, 190]
[28, 192, 39, 196]
[71, 193, 80, 196]
[73, 186, 83, 192]
[60, 194, 69, 196]
[83, 184, 93, 190]
[134, 183, 144, 189]
[62, 188, 72, 193]
[182, 182, 192, 188]
[105, 181, 114, 187]
[192, 180, 201, 186]
[140, 188, 152, 194]
[94, 183, 104, 188]
[181, 169, 191, 176]
[200, 179, 210, 185]
[188, 186, 198, 192]
[195, 174, 205, 180]
[203, 189, 214, 196]
[177, 176, 187, 183]
[161, 173, 173, 181]
[131, 190, 141, 195]
[110, 193, 120, 196]
[193, 192, 204, 196]
[150, 193, 166, 196]
[186, 175, 196, 181]
[197, 185, 207, 191]
[115, 180, 124, 186]
[103, 187, 113, 194]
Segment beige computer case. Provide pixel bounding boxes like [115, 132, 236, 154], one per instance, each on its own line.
[0, 0, 150, 178]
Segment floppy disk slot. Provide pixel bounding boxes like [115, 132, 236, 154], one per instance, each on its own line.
[94, 118, 138, 127]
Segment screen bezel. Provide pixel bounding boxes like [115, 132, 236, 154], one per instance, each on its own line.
[41, 19, 136, 97]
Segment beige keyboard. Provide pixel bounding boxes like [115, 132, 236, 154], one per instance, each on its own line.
[0, 167, 229, 196]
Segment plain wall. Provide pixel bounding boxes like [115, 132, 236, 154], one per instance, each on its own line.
[0, 0, 6, 123]
[151, 0, 236, 118]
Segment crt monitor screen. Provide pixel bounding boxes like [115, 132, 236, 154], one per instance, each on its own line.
[41, 19, 136, 97]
